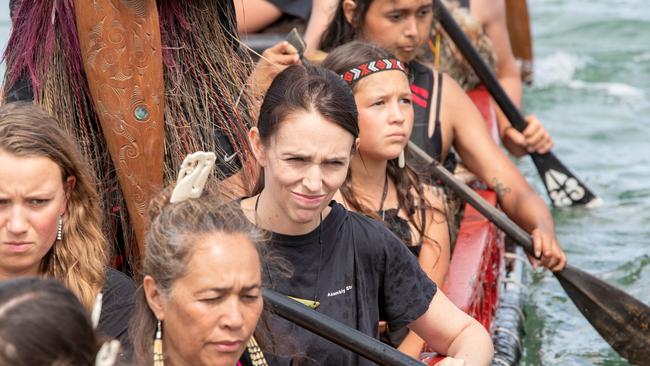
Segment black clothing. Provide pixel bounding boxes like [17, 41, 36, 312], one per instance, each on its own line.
[409, 61, 458, 175]
[97, 268, 136, 360]
[262, 201, 437, 365]
[409, 61, 444, 163]
[379, 207, 425, 257]
[267, 0, 311, 20]
[458, 0, 470, 9]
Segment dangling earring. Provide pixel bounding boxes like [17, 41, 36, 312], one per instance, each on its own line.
[56, 216, 63, 241]
[398, 150, 405, 168]
[153, 320, 164, 366]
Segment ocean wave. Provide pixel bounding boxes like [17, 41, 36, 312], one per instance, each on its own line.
[533, 52, 645, 99]
[533, 51, 589, 87]
[633, 52, 650, 62]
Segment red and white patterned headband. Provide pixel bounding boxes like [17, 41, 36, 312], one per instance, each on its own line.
[340, 58, 407, 85]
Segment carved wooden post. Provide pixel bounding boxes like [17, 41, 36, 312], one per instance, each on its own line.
[75, 0, 165, 260]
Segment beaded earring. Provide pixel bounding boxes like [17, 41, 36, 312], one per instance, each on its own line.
[153, 320, 163, 366]
[56, 216, 63, 241]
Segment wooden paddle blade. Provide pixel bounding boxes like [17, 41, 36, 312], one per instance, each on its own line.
[555, 264, 650, 364]
[531, 152, 601, 208]
[505, 0, 534, 84]
[285, 28, 306, 57]
[76, 0, 165, 259]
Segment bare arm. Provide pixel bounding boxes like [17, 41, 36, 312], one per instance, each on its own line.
[248, 41, 300, 100]
[397, 190, 451, 358]
[303, 0, 339, 53]
[234, 0, 283, 33]
[471, 0, 553, 157]
[409, 291, 494, 365]
[442, 74, 565, 270]
[417, 189, 450, 286]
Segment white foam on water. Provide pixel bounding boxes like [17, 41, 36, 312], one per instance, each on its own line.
[632, 52, 650, 62]
[568, 80, 646, 99]
[534, 51, 645, 100]
[534, 51, 589, 87]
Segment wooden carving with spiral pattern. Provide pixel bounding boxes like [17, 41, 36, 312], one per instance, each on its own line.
[75, 0, 165, 260]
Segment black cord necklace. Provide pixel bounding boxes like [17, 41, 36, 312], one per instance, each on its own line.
[377, 174, 389, 221]
[255, 194, 323, 309]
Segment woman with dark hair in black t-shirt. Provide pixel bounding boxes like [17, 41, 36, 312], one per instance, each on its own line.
[239, 64, 493, 365]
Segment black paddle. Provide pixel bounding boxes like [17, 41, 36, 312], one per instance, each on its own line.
[408, 141, 650, 364]
[432, 0, 601, 208]
[263, 289, 425, 366]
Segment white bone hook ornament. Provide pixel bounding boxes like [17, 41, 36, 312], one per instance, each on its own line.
[170, 152, 217, 203]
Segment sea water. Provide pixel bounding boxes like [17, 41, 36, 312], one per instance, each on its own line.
[0, 1, 648, 365]
[521, 1, 650, 365]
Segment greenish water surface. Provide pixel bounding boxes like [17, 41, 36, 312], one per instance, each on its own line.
[520, 1, 650, 365]
[0, 1, 648, 365]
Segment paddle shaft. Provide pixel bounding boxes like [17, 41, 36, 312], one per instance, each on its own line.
[433, 0, 525, 131]
[263, 289, 425, 366]
[432, 0, 600, 208]
[408, 142, 535, 256]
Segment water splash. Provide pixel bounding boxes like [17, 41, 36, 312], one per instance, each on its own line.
[533, 51, 645, 100]
[567, 80, 645, 99]
[534, 51, 589, 88]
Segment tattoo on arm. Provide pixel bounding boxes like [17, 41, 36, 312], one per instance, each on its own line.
[491, 177, 511, 199]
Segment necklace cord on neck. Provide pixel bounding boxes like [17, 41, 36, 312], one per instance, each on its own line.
[378, 174, 389, 220]
[254, 194, 323, 308]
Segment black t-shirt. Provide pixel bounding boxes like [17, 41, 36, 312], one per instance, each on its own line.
[97, 268, 136, 360]
[262, 201, 437, 365]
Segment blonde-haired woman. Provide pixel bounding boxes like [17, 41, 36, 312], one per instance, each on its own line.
[0, 102, 135, 357]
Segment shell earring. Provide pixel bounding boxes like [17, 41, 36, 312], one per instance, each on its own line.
[398, 150, 405, 168]
[56, 216, 63, 241]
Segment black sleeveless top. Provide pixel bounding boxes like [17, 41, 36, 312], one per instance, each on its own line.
[378, 207, 426, 257]
[409, 61, 458, 174]
[409, 61, 444, 162]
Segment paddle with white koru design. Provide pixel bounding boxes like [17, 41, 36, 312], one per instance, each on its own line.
[533, 153, 601, 207]
[433, 0, 601, 208]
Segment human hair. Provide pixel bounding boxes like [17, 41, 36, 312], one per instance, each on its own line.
[0, 277, 100, 366]
[322, 41, 432, 241]
[130, 186, 267, 366]
[252, 64, 359, 195]
[0, 102, 109, 310]
[320, 0, 374, 52]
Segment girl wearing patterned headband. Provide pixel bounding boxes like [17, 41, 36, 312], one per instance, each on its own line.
[239, 64, 493, 365]
[320, 0, 566, 272]
[323, 40, 451, 359]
